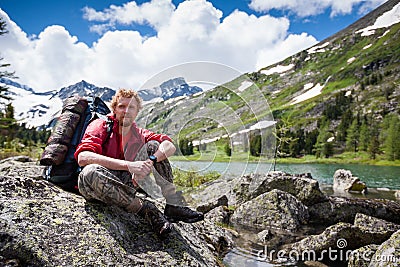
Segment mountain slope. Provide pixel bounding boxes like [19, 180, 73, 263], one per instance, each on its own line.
[138, 0, 400, 160]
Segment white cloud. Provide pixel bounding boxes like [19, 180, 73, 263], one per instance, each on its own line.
[249, 0, 387, 17]
[0, 0, 317, 92]
[256, 33, 317, 69]
[83, 0, 175, 33]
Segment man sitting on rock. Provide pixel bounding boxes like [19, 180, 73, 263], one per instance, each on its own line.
[74, 89, 204, 237]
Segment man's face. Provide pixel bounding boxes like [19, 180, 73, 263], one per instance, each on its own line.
[114, 97, 139, 127]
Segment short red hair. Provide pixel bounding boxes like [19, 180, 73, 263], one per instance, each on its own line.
[111, 88, 143, 111]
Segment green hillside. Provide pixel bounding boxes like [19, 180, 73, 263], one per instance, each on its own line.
[137, 1, 400, 165]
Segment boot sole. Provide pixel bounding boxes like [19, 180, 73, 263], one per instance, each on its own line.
[165, 215, 204, 223]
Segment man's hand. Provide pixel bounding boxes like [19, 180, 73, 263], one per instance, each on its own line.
[128, 160, 153, 187]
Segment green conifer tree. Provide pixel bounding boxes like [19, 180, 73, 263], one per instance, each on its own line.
[383, 115, 400, 161]
[0, 17, 14, 100]
[250, 133, 261, 157]
[314, 118, 334, 158]
[359, 119, 370, 152]
[368, 125, 380, 160]
[346, 118, 360, 153]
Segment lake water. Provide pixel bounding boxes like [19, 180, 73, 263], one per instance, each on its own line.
[171, 161, 400, 190]
[171, 161, 400, 266]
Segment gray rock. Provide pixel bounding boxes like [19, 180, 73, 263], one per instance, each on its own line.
[282, 222, 393, 263]
[354, 213, 400, 234]
[0, 161, 232, 267]
[0, 155, 35, 164]
[230, 189, 309, 232]
[232, 171, 326, 206]
[257, 229, 273, 243]
[304, 261, 329, 267]
[190, 176, 237, 206]
[394, 190, 400, 200]
[348, 244, 379, 267]
[0, 160, 43, 179]
[204, 206, 231, 225]
[333, 169, 367, 193]
[369, 229, 400, 267]
[308, 196, 400, 225]
[197, 194, 228, 214]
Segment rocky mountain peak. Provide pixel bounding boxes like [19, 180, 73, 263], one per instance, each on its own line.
[1, 76, 202, 127]
[54, 80, 116, 102]
[138, 77, 202, 101]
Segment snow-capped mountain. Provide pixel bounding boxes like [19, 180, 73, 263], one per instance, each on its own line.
[138, 77, 202, 101]
[1, 77, 202, 128]
[53, 80, 116, 102]
[1, 79, 61, 128]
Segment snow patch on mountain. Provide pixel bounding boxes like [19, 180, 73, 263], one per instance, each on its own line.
[291, 76, 332, 105]
[307, 42, 330, 54]
[1, 81, 62, 127]
[238, 81, 253, 92]
[261, 64, 295, 76]
[357, 2, 400, 36]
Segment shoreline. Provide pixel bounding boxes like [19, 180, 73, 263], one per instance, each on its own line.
[170, 156, 400, 167]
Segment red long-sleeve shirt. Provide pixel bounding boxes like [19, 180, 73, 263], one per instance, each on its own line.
[74, 115, 172, 161]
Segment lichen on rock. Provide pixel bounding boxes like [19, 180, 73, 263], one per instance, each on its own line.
[0, 160, 232, 266]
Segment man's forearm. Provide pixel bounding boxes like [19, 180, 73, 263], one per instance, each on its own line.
[154, 140, 176, 162]
[77, 151, 129, 171]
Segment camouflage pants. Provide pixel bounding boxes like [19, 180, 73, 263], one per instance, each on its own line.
[78, 140, 177, 213]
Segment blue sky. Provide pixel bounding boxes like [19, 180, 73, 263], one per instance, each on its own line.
[1, 0, 374, 46]
[0, 0, 389, 91]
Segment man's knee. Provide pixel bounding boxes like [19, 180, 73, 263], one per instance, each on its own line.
[146, 140, 160, 155]
[78, 164, 103, 185]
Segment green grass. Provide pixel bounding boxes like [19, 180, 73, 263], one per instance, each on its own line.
[0, 146, 44, 161]
[171, 149, 400, 166]
[172, 167, 221, 188]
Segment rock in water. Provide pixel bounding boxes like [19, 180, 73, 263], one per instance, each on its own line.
[333, 169, 367, 193]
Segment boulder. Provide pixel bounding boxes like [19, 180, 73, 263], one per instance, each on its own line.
[257, 229, 274, 243]
[232, 171, 326, 206]
[304, 261, 329, 267]
[333, 169, 367, 193]
[354, 213, 400, 233]
[204, 206, 232, 225]
[369, 229, 400, 267]
[348, 214, 400, 266]
[282, 222, 394, 263]
[394, 190, 400, 200]
[0, 155, 35, 164]
[348, 244, 379, 267]
[190, 176, 237, 206]
[196, 195, 228, 214]
[0, 161, 232, 267]
[0, 158, 43, 178]
[230, 189, 309, 232]
[308, 196, 400, 225]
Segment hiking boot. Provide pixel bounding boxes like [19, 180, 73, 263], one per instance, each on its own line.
[164, 204, 204, 223]
[138, 200, 172, 237]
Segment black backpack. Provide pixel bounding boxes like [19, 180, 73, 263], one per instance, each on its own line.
[40, 95, 113, 194]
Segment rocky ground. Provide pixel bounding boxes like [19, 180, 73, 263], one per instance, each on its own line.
[192, 170, 400, 267]
[1, 156, 400, 266]
[0, 156, 232, 267]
